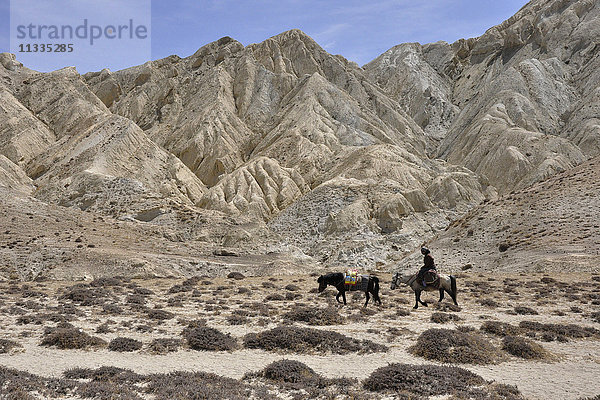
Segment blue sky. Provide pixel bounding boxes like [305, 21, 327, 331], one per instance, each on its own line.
[1, 0, 528, 73]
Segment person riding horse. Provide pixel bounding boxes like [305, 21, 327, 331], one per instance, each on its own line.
[417, 247, 437, 287]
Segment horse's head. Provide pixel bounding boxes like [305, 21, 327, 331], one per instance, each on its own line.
[390, 272, 399, 290]
[317, 275, 326, 292]
[391, 271, 413, 289]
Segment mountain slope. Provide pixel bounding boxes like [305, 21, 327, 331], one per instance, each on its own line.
[403, 155, 600, 273]
[366, 0, 599, 193]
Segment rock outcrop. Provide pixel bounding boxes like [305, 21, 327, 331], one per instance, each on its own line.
[0, 0, 598, 277]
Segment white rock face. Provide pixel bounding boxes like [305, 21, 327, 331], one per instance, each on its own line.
[0, 155, 34, 194]
[367, 0, 599, 193]
[0, 0, 598, 276]
[198, 157, 308, 221]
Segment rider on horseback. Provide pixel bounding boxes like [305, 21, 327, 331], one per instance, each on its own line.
[417, 247, 436, 287]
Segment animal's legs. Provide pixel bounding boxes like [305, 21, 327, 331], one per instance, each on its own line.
[364, 292, 370, 307]
[336, 292, 343, 304]
[439, 288, 445, 302]
[417, 290, 428, 308]
[374, 290, 382, 305]
[414, 291, 420, 309]
[342, 291, 347, 305]
[451, 289, 458, 305]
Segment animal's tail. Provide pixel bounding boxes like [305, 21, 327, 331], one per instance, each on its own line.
[450, 275, 457, 300]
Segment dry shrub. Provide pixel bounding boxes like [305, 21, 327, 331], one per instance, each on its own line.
[0, 339, 21, 353]
[76, 381, 142, 400]
[183, 327, 238, 351]
[253, 359, 321, 385]
[0, 367, 76, 399]
[148, 338, 182, 354]
[433, 303, 461, 312]
[146, 309, 175, 321]
[64, 366, 143, 383]
[514, 306, 538, 315]
[590, 312, 600, 323]
[167, 284, 192, 294]
[363, 363, 485, 397]
[396, 308, 411, 317]
[61, 285, 110, 306]
[227, 272, 245, 280]
[283, 306, 344, 325]
[480, 321, 522, 337]
[243, 326, 387, 354]
[145, 371, 251, 400]
[41, 328, 105, 350]
[126, 294, 146, 305]
[519, 321, 599, 341]
[246, 359, 355, 396]
[90, 277, 123, 288]
[102, 304, 124, 315]
[502, 336, 551, 360]
[226, 314, 248, 325]
[409, 328, 501, 364]
[264, 293, 284, 301]
[108, 337, 143, 352]
[479, 298, 499, 308]
[431, 312, 461, 324]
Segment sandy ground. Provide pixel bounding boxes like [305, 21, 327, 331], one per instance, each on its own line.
[0, 273, 599, 399]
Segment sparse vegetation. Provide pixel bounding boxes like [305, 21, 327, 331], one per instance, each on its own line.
[148, 338, 182, 354]
[108, 338, 143, 352]
[519, 321, 599, 341]
[183, 326, 238, 351]
[146, 309, 175, 321]
[431, 312, 461, 324]
[0, 338, 21, 353]
[363, 363, 486, 396]
[480, 321, 522, 337]
[502, 336, 551, 360]
[243, 326, 387, 354]
[514, 306, 538, 315]
[283, 306, 345, 325]
[41, 327, 105, 350]
[409, 328, 502, 364]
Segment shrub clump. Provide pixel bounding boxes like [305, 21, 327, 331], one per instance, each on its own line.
[76, 381, 143, 400]
[243, 326, 387, 354]
[146, 309, 175, 321]
[514, 306, 538, 315]
[479, 298, 499, 308]
[246, 359, 354, 395]
[363, 363, 486, 397]
[183, 327, 238, 351]
[283, 306, 345, 326]
[0, 339, 21, 354]
[502, 336, 551, 360]
[519, 321, 599, 341]
[145, 371, 252, 400]
[409, 328, 501, 364]
[108, 337, 143, 352]
[480, 321, 522, 337]
[64, 366, 143, 383]
[148, 338, 182, 354]
[430, 312, 461, 324]
[41, 328, 106, 350]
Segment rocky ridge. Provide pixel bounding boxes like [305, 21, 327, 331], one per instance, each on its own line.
[0, 0, 598, 278]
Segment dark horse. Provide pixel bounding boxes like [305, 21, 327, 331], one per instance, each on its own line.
[317, 273, 381, 307]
